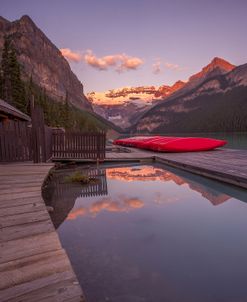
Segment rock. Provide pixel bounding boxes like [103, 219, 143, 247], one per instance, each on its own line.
[0, 15, 92, 111]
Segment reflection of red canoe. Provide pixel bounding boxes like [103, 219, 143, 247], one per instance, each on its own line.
[114, 136, 227, 152]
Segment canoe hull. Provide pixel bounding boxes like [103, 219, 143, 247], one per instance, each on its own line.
[114, 136, 227, 152]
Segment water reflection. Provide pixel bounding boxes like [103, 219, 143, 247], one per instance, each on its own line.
[43, 167, 108, 228]
[44, 164, 247, 302]
[106, 166, 233, 205]
[68, 196, 144, 220]
[44, 164, 247, 229]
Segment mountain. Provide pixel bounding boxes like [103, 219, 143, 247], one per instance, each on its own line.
[187, 57, 235, 86]
[0, 15, 92, 111]
[88, 57, 235, 130]
[168, 57, 235, 99]
[88, 81, 185, 128]
[132, 58, 247, 133]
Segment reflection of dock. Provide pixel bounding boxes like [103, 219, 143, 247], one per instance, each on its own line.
[43, 168, 108, 228]
[52, 147, 247, 190]
[0, 163, 84, 302]
[79, 169, 108, 197]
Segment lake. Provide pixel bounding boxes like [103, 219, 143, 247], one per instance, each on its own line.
[44, 163, 247, 302]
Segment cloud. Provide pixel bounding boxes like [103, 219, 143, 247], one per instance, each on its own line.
[89, 199, 125, 214]
[84, 50, 144, 72]
[124, 198, 144, 209]
[66, 195, 144, 220]
[152, 59, 185, 73]
[60, 48, 82, 62]
[89, 196, 144, 215]
[152, 59, 162, 74]
[164, 62, 185, 71]
[119, 55, 144, 71]
[67, 207, 87, 220]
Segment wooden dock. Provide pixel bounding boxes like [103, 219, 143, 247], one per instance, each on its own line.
[1, 148, 245, 301]
[106, 148, 247, 189]
[0, 163, 84, 302]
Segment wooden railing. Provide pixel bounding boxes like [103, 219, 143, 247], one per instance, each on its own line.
[52, 131, 106, 160]
[0, 102, 106, 163]
[31, 104, 53, 163]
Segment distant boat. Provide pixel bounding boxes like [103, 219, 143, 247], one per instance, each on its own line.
[114, 136, 227, 152]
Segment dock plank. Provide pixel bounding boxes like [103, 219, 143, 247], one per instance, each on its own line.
[0, 203, 46, 217]
[0, 249, 70, 290]
[0, 230, 61, 264]
[0, 271, 83, 302]
[0, 219, 53, 242]
[0, 191, 42, 202]
[0, 196, 44, 209]
[0, 209, 50, 228]
[0, 163, 84, 302]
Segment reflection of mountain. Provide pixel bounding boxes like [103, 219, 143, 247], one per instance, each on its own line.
[107, 166, 184, 183]
[107, 166, 230, 205]
[185, 182, 229, 205]
[44, 165, 247, 226]
[67, 196, 144, 220]
[43, 168, 108, 228]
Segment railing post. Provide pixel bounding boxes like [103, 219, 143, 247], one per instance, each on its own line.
[30, 97, 48, 163]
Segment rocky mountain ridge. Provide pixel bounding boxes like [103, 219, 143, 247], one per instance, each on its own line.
[133, 61, 247, 133]
[157, 57, 236, 103]
[0, 15, 92, 111]
[88, 57, 236, 129]
[88, 81, 185, 128]
[88, 80, 185, 104]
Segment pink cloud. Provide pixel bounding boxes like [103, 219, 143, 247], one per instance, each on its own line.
[84, 50, 143, 72]
[152, 59, 162, 74]
[164, 62, 184, 71]
[152, 59, 185, 74]
[67, 196, 144, 220]
[119, 55, 144, 71]
[60, 48, 82, 62]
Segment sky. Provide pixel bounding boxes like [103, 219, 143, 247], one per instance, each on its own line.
[1, 0, 247, 93]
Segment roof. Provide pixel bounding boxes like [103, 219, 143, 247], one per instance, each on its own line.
[0, 99, 31, 121]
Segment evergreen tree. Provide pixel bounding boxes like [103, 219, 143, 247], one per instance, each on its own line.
[0, 38, 105, 131]
[8, 46, 26, 112]
[64, 91, 71, 128]
[41, 89, 49, 122]
[0, 67, 3, 99]
[25, 75, 34, 113]
[1, 38, 12, 101]
[0, 36, 27, 112]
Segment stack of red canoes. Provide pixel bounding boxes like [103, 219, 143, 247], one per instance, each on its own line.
[114, 136, 227, 152]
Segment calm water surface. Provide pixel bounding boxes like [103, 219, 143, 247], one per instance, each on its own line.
[169, 132, 247, 150]
[46, 164, 247, 302]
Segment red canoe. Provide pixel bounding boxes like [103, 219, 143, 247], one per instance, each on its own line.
[114, 136, 227, 152]
[114, 136, 160, 148]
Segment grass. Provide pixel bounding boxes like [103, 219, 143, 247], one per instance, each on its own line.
[65, 171, 99, 185]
